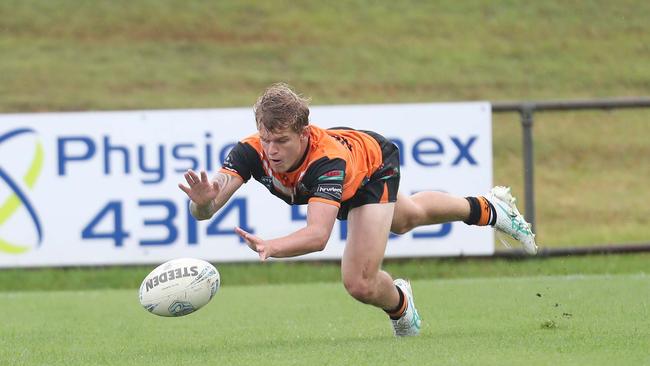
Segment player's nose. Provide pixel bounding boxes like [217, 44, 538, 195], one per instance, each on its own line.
[266, 143, 279, 155]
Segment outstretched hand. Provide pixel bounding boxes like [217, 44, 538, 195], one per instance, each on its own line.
[178, 169, 220, 206]
[235, 227, 272, 261]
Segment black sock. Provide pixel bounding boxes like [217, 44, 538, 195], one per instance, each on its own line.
[463, 197, 481, 225]
[463, 196, 497, 226]
[385, 285, 406, 320]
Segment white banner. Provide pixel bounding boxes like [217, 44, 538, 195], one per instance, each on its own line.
[0, 103, 492, 267]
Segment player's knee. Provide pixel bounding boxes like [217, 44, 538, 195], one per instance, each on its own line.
[390, 223, 408, 235]
[391, 217, 414, 235]
[343, 277, 375, 303]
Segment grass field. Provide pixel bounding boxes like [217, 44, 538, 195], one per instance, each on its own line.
[1, 3, 649, 364]
[2, 0, 649, 110]
[2, 253, 650, 291]
[1, 274, 648, 365]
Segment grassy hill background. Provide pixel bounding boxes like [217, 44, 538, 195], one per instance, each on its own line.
[1, 0, 649, 247]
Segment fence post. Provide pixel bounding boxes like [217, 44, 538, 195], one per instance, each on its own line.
[520, 105, 536, 234]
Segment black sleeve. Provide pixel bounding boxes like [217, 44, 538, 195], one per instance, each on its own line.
[301, 157, 346, 203]
[221, 142, 260, 182]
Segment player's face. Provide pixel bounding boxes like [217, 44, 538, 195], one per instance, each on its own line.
[259, 125, 309, 173]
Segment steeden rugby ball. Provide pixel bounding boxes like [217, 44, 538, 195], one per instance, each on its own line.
[139, 258, 220, 317]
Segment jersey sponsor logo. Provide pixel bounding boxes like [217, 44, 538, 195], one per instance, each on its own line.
[317, 170, 344, 182]
[316, 183, 342, 196]
[324, 170, 343, 177]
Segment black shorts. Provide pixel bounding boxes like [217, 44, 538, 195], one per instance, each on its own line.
[337, 130, 401, 220]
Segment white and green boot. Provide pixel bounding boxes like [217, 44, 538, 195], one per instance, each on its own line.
[485, 186, 538, 255]
[391, 279, 421, 337]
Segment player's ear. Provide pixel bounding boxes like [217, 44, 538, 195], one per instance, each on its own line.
[300, 126, 310, 140]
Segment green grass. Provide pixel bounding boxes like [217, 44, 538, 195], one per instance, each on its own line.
[1, 0, 649, 111]
[1, 274, 648, 365]
[493, 110, 650, 246]
[1, 253, 649, 292]
[1, 4, 648, 365]
[1, 0, 648, 247]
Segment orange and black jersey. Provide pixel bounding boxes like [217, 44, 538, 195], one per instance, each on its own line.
[220, 125, 397, 209]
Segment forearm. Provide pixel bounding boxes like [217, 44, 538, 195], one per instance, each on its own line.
[189, 193, 231, 220]
[189, 172, 241, 220]
[267, 225, 330, 258]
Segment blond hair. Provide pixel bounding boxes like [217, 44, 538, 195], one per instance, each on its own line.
[253, 83, 310, 133]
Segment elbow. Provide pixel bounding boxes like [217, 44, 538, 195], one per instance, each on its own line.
[313, 230, 330, 252]
[314, 239, 328, 252]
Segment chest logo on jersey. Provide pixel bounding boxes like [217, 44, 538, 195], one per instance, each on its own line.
[317, 170, 344, 182]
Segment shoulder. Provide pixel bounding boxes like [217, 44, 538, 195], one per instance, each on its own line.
[240, 132, 262, 151]
[308, 125, 349, 157]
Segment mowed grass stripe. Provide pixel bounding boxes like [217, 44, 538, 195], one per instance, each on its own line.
[2, 253, 650, 292]
[1, 274, 648, 366]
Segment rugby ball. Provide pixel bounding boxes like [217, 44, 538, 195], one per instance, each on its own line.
[139, 258, 220, 317]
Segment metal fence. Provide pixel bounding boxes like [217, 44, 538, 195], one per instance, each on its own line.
[491, 97, 650, 256]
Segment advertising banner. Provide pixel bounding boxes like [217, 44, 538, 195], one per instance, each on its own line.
[0, 103, 492, 267]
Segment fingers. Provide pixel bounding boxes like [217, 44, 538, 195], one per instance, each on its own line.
[178, 183, 191, 195]
[189, 170, 200, 183]
[185, 170, 201, 185]
[200, 170, 209, 183]
[185, 170, 214, 190]
[184, 171, 197, 186]
[235, 227, 255, 251]
[235, 227, 270, 261]
[234, 226, 248, 238]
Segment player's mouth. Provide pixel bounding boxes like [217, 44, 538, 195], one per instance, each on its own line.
[270, 159, 282, 165]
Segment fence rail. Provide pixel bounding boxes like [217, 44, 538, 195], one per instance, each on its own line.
[491, 97, 650, 251]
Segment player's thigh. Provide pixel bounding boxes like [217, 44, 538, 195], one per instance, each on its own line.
[341, 202, 395, 280]
[390, 193, 422, 233]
